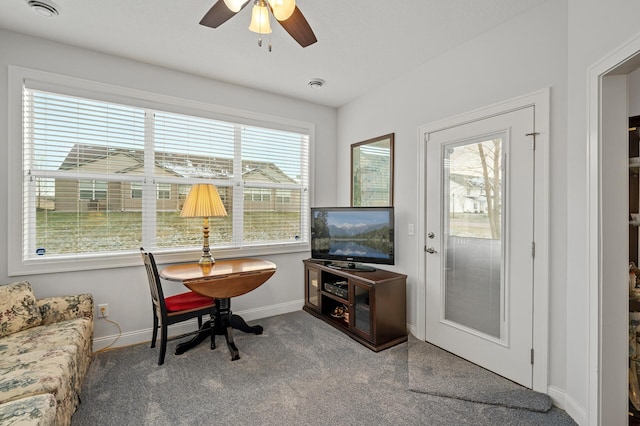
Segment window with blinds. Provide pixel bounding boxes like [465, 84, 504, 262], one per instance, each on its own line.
[21, 84, 310, 265]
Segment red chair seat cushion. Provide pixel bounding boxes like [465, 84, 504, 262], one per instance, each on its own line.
[165, 291, 214, 312]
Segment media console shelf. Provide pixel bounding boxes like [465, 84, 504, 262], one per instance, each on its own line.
[303, 259, 407, 351]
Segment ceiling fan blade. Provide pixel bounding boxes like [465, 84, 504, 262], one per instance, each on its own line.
[277, 6, 317, 48]
[200, 0, 249, 29]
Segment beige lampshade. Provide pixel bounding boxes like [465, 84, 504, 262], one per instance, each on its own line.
[270, 0, 295, 21]
[180, 184, 227, 218]
[248, 1, 272, 34]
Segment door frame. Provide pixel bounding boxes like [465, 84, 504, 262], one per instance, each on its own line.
[587, 34, 640, 425]
[416, 88, 550, 393]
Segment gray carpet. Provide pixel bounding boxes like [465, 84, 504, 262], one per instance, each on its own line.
[408, 336, 552, 412]
[72, 311, 576, 425]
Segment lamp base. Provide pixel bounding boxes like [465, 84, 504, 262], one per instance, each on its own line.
[199, 254, 214, 266]
[199, 217, 214, 266]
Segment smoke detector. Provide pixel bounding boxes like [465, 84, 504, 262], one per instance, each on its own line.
[27, 0, 59, 17]
[308, 79, 325, 89]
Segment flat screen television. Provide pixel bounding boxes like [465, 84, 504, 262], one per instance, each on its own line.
[310, 206, 394, 270]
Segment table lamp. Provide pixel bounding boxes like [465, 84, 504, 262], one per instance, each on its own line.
[180, 184, 228, 266]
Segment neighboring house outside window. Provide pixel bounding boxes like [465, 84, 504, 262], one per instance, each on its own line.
[276, 189, 292, 204]
[131, 182, 142, 199]
[156, 183, 171, 200]
[79, 180, 107, 200]
[448, 174, 489, 215]
[131, 182, 170, 200]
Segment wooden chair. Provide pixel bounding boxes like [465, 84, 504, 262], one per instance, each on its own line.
[140, 248, 216, 365]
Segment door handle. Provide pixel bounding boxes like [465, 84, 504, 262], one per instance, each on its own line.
[425, 247, 438, 254]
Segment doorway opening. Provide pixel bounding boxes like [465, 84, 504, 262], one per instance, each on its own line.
[587, 39, 640, 424]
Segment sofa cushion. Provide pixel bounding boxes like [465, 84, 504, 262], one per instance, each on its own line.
[0, 319, 93, 393]
[0, 393, 56, 426]
[0, 282, 42, 338]
[37, 294, 93, 326]
[0, 349, 78, 426]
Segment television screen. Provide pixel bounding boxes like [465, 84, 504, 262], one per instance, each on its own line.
[310, 206, 394, 267]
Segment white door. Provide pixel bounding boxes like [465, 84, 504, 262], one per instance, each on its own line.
[425, 106, 535, 387]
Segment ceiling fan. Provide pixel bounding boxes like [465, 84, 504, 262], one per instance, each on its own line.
[200, 0, 317, 48]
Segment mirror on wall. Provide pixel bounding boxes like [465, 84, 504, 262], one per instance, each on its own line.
[351, 133, 394, 207]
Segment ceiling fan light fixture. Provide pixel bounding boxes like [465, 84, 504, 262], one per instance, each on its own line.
[199, 0, 316, 48]
[223, 0, 247, 13]
[248, 0, 272, 34]
[270, 0, 295, 21]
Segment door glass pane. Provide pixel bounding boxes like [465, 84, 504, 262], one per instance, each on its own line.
[307, 268, 319, 307]
[443, 136, 503, 338]
[353, 284, 371, 335]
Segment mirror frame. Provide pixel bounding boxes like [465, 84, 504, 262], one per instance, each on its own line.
[351, 133, 394, 207]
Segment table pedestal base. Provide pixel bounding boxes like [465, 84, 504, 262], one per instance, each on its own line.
[175, 298, 262, 361]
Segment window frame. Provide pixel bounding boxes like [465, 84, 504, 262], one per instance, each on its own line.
[8, 66, 314, 276]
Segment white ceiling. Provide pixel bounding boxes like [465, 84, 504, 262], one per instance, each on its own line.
[0, 0, 546, 108]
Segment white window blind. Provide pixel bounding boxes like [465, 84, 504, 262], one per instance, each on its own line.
[241, 125, 309, 244]
[20, 84, 310, 266]
[23, 90, 145, 259]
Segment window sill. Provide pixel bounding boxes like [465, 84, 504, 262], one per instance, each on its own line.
[8, 243, 310, 276]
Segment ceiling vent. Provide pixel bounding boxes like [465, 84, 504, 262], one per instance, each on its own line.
[308, 79, 325, 89]
[27, 0, 59, 17]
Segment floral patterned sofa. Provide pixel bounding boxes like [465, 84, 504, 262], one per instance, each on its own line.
[0, 281, 93, 426]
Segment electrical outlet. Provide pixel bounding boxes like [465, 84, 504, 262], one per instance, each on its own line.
[98, 303, 109, 318]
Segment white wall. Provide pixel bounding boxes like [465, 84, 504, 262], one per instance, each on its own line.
[0, 29, 337, 348]
[337, 0, 570, 415]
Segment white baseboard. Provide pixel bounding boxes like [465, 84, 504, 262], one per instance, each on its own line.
[547, 385, 587, 425]
[564, 396, 587, 426]
[407, 323, 417, 338]
[92, 299, 304, 352]
[547, 385, 566, 409]
[93, 327, 154, 352]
